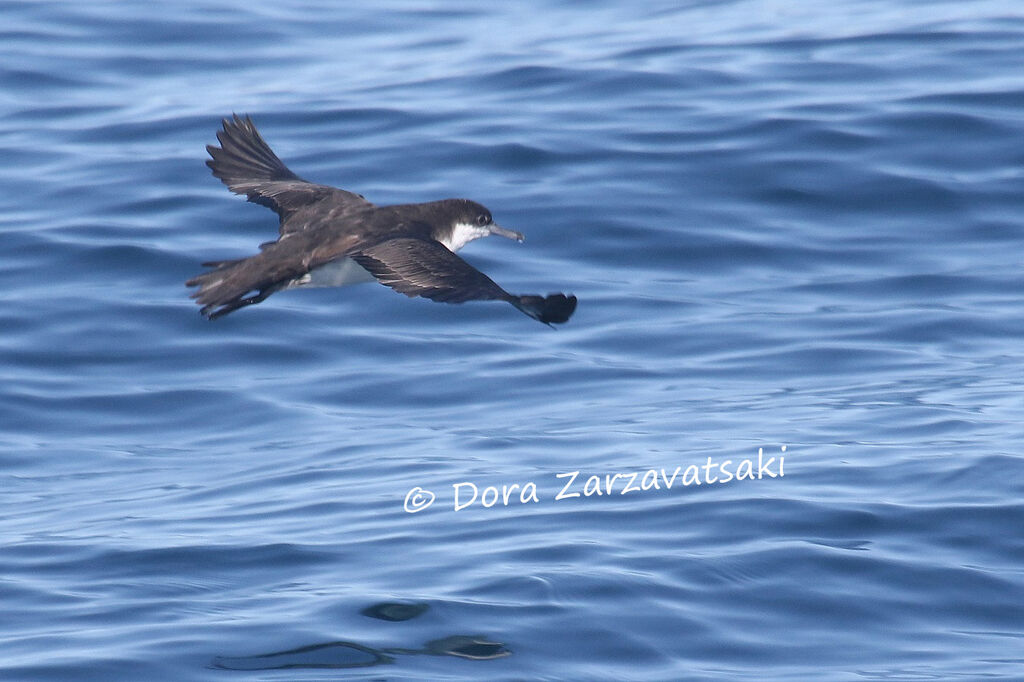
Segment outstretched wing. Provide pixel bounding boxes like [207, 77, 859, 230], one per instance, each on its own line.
[206, 114, 372, 233]
[351, 237, 512, 304]
[351, 237, 578, 324]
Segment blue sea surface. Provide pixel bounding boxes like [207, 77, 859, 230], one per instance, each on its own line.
[2, 1, 1024, 679]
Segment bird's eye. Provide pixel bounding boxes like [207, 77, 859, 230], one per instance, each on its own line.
[476, 213, 491, 227]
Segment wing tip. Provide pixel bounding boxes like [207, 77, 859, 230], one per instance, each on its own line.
[514, 293, 577, 326]
[206, 113, 300, 186]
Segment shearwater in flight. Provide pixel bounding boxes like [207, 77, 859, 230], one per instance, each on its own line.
[187, 115, 577, 325]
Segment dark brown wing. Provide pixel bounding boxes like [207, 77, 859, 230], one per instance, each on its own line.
[351, 237, 578, 324]
[351, 237, 512, 304]
[206, 114, 372, 233]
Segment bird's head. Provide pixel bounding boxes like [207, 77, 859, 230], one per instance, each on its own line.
[439, 199, 524, 252]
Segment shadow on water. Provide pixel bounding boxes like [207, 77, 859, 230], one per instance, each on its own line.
[210, 602, 510, 671]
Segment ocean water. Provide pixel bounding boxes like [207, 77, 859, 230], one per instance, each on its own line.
[2, 1, 1024, 679]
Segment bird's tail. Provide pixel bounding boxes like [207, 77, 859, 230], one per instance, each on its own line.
[510, 293, 577, 326]
[185, 254, 283, 319]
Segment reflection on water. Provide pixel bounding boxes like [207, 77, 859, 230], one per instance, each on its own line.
[360, 600, 429, 622]
[213, 602, 509, 670]
[213, 641, 391, 671]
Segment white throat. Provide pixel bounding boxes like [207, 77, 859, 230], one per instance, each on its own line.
[441, 222, 490, 252]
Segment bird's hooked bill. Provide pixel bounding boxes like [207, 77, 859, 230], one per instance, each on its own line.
[490, 223, 524, 242]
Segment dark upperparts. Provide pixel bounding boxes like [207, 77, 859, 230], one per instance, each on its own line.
[188, 114, 577, 325]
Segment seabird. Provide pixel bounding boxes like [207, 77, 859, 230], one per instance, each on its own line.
[186, 115, 577, 325]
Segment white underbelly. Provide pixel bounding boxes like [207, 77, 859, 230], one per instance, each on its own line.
[288, 257, 376, 289]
